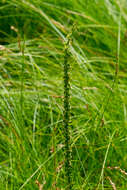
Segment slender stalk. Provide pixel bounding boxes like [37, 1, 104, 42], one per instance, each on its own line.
[20, 37, 25, 117]
[63, 35, 72, 190]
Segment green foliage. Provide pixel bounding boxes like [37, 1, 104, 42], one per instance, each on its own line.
[0, 0, 127, 189]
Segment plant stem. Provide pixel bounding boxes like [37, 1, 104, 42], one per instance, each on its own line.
[63, 37, 72, 190]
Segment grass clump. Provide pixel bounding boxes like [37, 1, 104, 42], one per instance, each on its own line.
[0, 0, 127, 189]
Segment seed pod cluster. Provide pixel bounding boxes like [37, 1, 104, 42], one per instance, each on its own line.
[63, 34, 72, 190]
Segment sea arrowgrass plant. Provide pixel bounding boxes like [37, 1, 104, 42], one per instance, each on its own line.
[1, 0, 127, 189]
[63, 31, 73, 190]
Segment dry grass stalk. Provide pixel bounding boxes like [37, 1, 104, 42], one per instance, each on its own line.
[108, 166, 127, 175]
[56, 161, 64, 173]
[83, 87, 97, 90]
[51, 95, 64, 99]
[107, 176, 117, 190]
[11, 26, 18, 33]
[0, 45, 6, 51]
[35, 179, 46, 190]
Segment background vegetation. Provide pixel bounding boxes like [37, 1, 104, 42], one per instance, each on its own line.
[0, 0, 127, 189]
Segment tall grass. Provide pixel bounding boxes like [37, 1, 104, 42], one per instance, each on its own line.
[0, 0, 127, 189]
